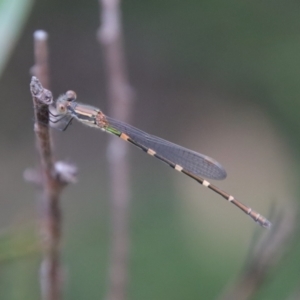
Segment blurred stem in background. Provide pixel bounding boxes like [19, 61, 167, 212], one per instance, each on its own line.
[98, 0, 134, 299]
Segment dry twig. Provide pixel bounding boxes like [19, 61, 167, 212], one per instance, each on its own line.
[27, 31, 76, 300]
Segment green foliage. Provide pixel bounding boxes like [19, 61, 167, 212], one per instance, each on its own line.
[0, 0, 34, 77]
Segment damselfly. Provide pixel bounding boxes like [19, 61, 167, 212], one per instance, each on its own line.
[50, 91, 271, 228]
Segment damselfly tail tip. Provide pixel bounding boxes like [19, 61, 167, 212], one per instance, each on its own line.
[261, 219, 272, 229]
[249, 210, 272, 228]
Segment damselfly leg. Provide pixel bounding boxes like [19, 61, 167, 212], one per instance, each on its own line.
[48, 91, 77, 131]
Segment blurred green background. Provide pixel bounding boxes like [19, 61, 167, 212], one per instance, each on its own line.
[1, 0, 300, 299]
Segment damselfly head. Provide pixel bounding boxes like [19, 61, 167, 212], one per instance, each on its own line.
[65, 90, 77, 102]
[55, 91, 76, 114]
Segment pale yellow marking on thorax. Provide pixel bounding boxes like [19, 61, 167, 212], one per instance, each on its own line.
[74, 105, 98, 118]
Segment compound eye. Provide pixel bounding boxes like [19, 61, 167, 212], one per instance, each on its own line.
[56, 102, 67, 114]
[65, 90, 77, 102]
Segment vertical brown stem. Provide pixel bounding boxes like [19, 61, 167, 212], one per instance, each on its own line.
[97, 2, 134, 300]
[31, 30, 63, 300]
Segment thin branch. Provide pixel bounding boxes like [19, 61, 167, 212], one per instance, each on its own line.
[32, 30, 50, 90]
[98, 1, 134, 300]
[28, 31, 76, 300]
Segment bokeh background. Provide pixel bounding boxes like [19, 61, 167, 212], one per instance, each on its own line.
[1, 0, 300, 299]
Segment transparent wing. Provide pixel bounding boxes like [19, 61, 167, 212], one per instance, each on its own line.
[106, 116, 227, 180]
